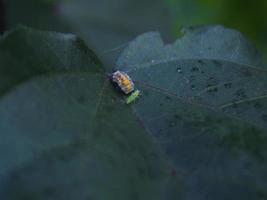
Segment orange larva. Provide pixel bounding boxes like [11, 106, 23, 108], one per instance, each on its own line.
[112, 71, 135, 94]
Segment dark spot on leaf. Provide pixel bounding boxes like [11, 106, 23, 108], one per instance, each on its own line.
[191, 85, 196, 90]
[207, 87, 218, 93]
[197, 60, 205, 65]
[165, 96, 172, 101]
[208, 77, 215, 81]
[235, 89, 247, 99]
[224, 83, 232, 89]
[207, 77, 218, 88]
[191, 67, 199, 72]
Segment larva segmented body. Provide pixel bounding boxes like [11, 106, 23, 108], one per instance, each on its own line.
[112, 71, 135, 94]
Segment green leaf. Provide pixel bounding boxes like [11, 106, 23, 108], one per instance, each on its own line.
[1, 25, 267, 199]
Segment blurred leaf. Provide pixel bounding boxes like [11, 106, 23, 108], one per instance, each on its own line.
[167, 0, 267, 61]
[5, 0, 267, 62]
[5, 0, 69, 32]
[5, 0, 172, 70]
[60, 0, 172, 70]
[1, 25, 267, 199]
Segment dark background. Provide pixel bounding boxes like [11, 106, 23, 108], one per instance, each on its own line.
[0, 0, 5, 33]
[0, 1, 267, 199]
[1, 0, 267, 61]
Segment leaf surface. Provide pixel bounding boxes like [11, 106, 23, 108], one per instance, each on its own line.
[0, 26, 267, 199]
[117, 26, 267, 199]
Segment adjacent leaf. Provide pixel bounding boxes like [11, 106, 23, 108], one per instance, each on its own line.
[117, 26, 267, 129]
[1, 25, 267, 200]
[0, 26, 180, 200]
[116, 25, 267, 199]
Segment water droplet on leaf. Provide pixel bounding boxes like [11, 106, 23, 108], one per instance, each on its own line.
[176, 67, 182, 73]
